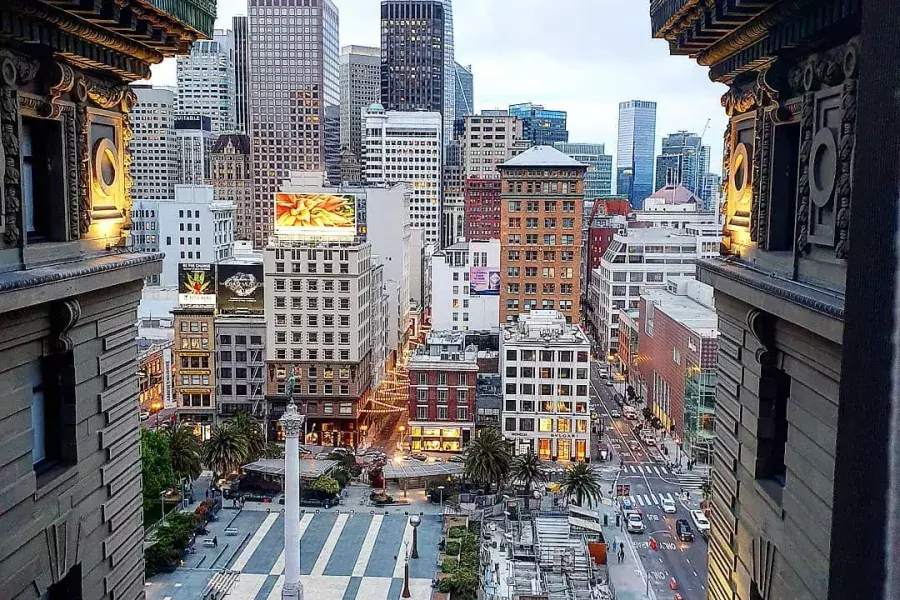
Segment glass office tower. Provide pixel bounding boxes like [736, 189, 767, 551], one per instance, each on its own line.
[616, 100, 657, 209]
[509, 102, 569, 145]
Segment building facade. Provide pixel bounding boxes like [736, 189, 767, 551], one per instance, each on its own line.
[651, 3, 875, 599]
[175, 115, 216, 184]
[233, 15, 250, 134]
[454, 62, 474, 118]
[464, 178, 502, 241]
[215, 317, 266, 418]
[554, 142, 613, 200]
[498, 146, 587, 324]
[442, 164, 466, 248]
[508, 102, 569, 145]
[176, 30, 236, 134]
[173, 308, 217, 436]
[363, 106, 443, 243]
[380, 0, 455, 145]
[654, 131, 709, 197]
[139, 342, 169, 416]
[131, 85, 177, 202]
[248, 0, 340, 248]
[407, 332, 479, 452]
[461, 111, 525, 179]
[616, 100, 657, 209]
[211, 134, 253, 241]
[430, 240, 501, 332]
[340, 45, 381, 160]
[500, 311, 592, 461]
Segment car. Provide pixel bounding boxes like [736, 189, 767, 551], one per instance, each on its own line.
[448, 454, 466, 463]
[139, 411, 150, 421]
[409, 452, 428, 461]
[626, 512, 645, 533]
[675, 519, 694, 541]
[620, 498, 635, 512]
[691, 510, 711, 535]
[606, 380, 615, 387]
[662, 496, 677, 514]
[596, 443, 609, 461]
[610, 409, 622, 418]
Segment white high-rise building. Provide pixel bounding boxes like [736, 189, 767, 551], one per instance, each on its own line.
[131, 85, 177, 202]
[431, 240, 501, 332]
[175, 115, 216, 184]
[340, 45, 380, 160]
[500, 310, 592, 461]
[363, 105, 442, 244]
[176, 30, 236, 133]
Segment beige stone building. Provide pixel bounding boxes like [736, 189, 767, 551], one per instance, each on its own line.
[173, 308, 217, 436]
[211, 133, 252, 241]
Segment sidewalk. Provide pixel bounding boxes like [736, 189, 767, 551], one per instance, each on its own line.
[599, 504, 657, 600]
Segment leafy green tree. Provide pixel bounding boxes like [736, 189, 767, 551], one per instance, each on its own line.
[228, 411, 266, 463]
[560, 462, 604, 507]
[203, 423, 247, 480]
[463, 427, 510, 491]
[312, 474, 340, 496]
[264, 441, 284, 459]
[141, 429, 176, 509]
[510, 450, 545, 495]
[166, 421, 202, 482]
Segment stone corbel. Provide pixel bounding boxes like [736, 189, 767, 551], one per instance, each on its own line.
[746, 309, 776, 367]
[50, 299, 82, 354]
[44, 61, 77, 119]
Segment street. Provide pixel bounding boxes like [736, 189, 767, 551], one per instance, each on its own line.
[590, 362, 709, 600]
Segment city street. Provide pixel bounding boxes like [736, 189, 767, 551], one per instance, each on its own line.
[590, 362, 709, 600]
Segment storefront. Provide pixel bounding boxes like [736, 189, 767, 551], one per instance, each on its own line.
[409, 423, 473, 452]
[509, 432, 589, 462]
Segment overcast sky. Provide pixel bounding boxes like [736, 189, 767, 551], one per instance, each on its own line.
[150, 0, 728, 174]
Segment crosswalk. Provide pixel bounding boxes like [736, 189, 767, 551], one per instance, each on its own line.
[620, 464, 708, 490]
[621, 464, 671, 477]
[674, 472, 707, 491]
[628, 492, 677, 507]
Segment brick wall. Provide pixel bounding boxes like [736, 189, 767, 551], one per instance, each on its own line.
[407, 366, 476, 421]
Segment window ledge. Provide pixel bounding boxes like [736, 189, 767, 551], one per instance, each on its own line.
[34, 464, 78, 501]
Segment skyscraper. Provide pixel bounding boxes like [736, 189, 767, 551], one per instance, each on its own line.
[248, 0, 340, 249]
[654, 130, 708, 194]
[340, 45, 381, 160]
[508, 102, 569, 145]
[380, 0, 455, 145]
[233, 15, 250, 134]
[616, 100, 657, 209]
[131, 85, 178, 202]
[455, 62, 474, 117]
[553, 142, 613, 200]
[176, 30, 235, 134]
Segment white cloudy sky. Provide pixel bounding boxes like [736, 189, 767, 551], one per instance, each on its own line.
[150, 0, 728, 173]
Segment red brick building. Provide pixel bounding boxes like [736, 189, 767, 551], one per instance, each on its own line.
[633, 279, 718, 461]
[406, 332, 479, 452]
[464, 178, 501, 241]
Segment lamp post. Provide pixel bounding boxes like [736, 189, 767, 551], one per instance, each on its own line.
[437, 486, 445, 512]
[359, 424, 368, 451]
[401, 542, 412, 598]
[160, 491, 166, 526]
[410, 514, 421, 559]
[398, 425, 406, 452]
[282, 368, 306, 600]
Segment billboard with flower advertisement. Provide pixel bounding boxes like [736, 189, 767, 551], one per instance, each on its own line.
[178, 263, 216, 307]
[274, 192, 357, 239]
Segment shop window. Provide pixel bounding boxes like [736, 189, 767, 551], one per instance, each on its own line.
[505, 417, 516, 431]
[557, 419, 572, 433]
[538, 439, 551, 460]
[538, 418, 552, 432]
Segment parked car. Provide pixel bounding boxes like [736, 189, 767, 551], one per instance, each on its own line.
[139, 411, 150, 421]
[626, 512, 645, 533]
[691, 510, 710, 536]
[409, 453, 428, 461]
[675, 519, 694, 542]
[605, 380, 615, 387]
[662, 496, 677, 514]
[620, 497, 635, 513]
[596, 443, 609, 461]
[610, 409, 622, 418]
[448, 454, 466, 463]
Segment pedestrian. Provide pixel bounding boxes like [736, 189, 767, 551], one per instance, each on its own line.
[213, 536, 218, 548]
[618, 548, 625, 563]
[205, 489, 209, 500]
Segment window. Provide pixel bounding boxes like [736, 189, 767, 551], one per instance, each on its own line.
[220, 367, 232, 378]
[418, 389, 428, 404]
[539, 418, 553, 432]
[673, 347, 681, 365]
[457, 406, 469, 420]
[437, 406, 449, 420]
[506, 349, 517, 361]
[22, 117, 65, 242]
[757, 368, 792, 499]
[339, 402, 352, 414]
[437, 389, 448, 403]
[417, 406, 428, 420]
[505, 417, 517, 431]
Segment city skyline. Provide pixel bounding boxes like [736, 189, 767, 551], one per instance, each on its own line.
[148, 0, 727, 173]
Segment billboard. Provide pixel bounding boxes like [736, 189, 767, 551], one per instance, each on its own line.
[217, 263, 265, 313]
[274, 192, 357, 238]
[470, 267, 501, 296]
[178, 263, 216, 307]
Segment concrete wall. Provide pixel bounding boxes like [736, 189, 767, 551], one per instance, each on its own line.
[0, 280, 147, 600]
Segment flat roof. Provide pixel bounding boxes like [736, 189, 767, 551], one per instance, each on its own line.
[642, 288, 718, 337]
[241, 458, 337, 478]
[382, 460, 464, 479]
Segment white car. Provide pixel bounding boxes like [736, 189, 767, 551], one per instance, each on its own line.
[662, 497, 677, 514]
[626, 511, 645, 533]
[691, 510, 710, 535]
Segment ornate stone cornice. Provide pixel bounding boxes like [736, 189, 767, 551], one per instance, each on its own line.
[0, 251, 164, 294]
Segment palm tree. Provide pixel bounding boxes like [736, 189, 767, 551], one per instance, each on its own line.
[203, 423, 247, 480]
[510, 450, 545, 495]
[560, 462, 604, 507]
[463, 427, 510, 491]
[166, 422, 202, 482]
[228, 411, 266, 463]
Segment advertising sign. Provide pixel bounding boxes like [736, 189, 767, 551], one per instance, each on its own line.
[178, 263, 216, 307]
[274, 192, 357, 238]
[615, 484, 631, 497]
[470, 267, 501, 296]
[217, 263, 265, 313]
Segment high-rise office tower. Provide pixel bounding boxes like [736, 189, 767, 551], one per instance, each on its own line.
[363, 105, 443, 244]
[176, 30, 236, 134]
[380, 0, 455, 146]
[553, 142, 613, 201]
[455, 62, 474, 117]
[461, 111, 525, 179]
[175, 115, 216, 184]
[340, 45, 381, 160]
[131, 85, 178, 202]
[233, 16, 250, 134]
[248, 0, 340, 249]
[616, 100, 657, 209]
[655, 130, 709, 194]
[509, 102, 569, 145]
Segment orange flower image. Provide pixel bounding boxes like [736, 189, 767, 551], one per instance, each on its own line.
[275, 193, 355, 229]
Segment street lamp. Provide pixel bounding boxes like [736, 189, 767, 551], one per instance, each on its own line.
[409, 514, 421, 559]
[401, 542, 412, 598]
[160, 491, 167, 525]
[398, 425, 406, 452]
[437, 485, 445, 512]
[359, 424, 369, 450]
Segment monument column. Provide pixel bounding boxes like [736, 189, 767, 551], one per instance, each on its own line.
[282, 370, 306, 599]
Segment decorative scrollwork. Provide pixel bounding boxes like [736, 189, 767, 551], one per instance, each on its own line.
[834, 38, 860, 260]
[75, 78, 92, 235]
[796, 92, 814, 253]
[46, 61, 77, 119]
[750, 107, 765, 243]
[746, 309, 776, 367]
[51, 299, 82, 354]
[721, 87, 757, 116]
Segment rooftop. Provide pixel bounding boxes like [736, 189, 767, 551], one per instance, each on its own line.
[641, 286, 718, 337]
[503, 311, 589, 346]
[500, 145, 586, 168]
[646, 184, 702, 205]
[612, 226, 697, 244]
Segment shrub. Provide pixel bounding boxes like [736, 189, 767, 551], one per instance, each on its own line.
[438, 578, 453, 593]
[312, 474, 340, 497]
[444, 540, 460, 556]
[441, 557, 459, 573]
[447, 525, 467, 539]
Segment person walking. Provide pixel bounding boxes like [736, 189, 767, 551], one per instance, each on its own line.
[213, 536, 218, 548]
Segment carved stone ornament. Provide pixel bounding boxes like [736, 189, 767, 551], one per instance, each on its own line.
[719, 125, 733, 249]
[44, 515, 82, 591]
[280, 401, 305, 437]
[45, 61, 77, 119]
[51, 299, 82, 354]
[721, 87, 758, 117]
[795, 92, 815, 253]
[752, 107, 773, 247]
[835, 37, 860, 259]
[746, 309, 776, 367]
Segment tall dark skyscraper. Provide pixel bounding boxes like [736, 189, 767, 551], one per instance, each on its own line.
[655, 130, 708, 192]
[454, 61, 474, 117]
[508, 102, 568, 145]
[233, 15, 249, 134]
[616, 99, 657, 209]
[380, 0, 455, 144]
